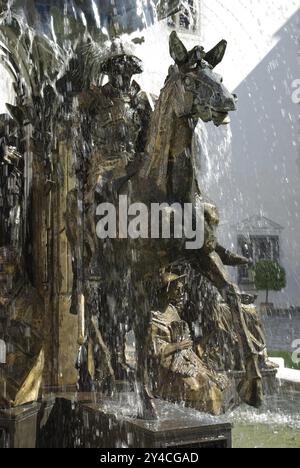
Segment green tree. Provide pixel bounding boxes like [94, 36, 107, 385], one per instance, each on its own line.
[254, 260, 286, 304]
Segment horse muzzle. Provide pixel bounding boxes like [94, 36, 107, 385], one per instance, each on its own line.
[212, 110, 231, 126]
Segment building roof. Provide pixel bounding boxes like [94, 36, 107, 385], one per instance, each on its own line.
[236, 215, 284, 235]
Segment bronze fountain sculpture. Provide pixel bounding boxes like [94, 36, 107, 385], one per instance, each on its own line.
[65, 32, 267, 419]
[0, 2, 275, 433]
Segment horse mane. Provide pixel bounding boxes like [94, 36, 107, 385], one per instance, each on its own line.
[140, 72, 182, 189]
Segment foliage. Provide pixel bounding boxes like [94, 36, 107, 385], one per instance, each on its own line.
[268, 351, 300, 371]
[254, 260, 286, 303]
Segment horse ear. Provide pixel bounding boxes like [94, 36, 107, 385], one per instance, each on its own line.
[169, 31, 188, 64]
[205, 40, 227, 68]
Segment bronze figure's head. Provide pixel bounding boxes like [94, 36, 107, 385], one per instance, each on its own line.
[160, 272, 186, 307]
[100, 40, 143, 91]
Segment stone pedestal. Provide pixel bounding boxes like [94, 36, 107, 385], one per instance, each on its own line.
[0, 403, 41, 448]
[0, 393, 232, 448]
[79, 399, 232, 448]
[37, 393, 95, 448]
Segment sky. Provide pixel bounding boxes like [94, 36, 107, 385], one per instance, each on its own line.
[200, 0, 299, 90]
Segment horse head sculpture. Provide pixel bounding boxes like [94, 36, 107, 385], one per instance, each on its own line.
[169, 31, 237, 126]
[142, 32, 237, 190]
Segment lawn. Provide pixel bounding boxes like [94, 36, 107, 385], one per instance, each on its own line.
[269, 351, 300, 371]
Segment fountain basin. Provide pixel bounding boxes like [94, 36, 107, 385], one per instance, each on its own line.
[36, 393, 232, 448]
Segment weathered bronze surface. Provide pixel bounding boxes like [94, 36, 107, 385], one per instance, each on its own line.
[0, 108, 45, 408]
[150, 273, 228, 415]
[0, 249, 44, 408]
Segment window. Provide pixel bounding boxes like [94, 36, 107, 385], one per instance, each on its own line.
[251, 236, 280, 263]
[238, 266, 251, 284]
[237, 234, 281, 286]
[168, 0, 200, 33]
